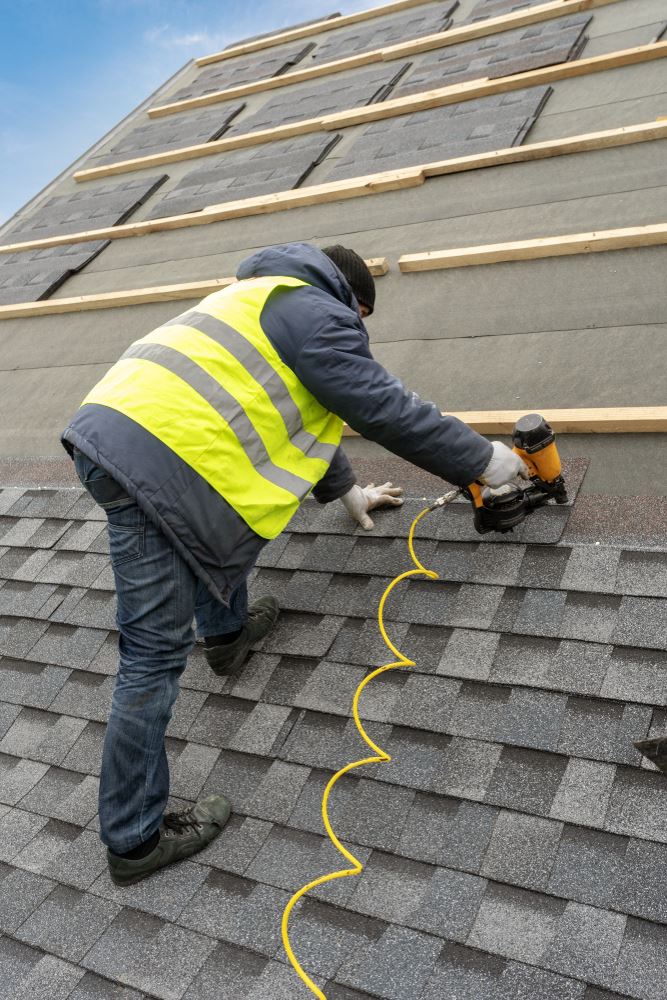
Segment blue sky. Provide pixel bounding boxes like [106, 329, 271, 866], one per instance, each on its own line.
[0, 0, 361, 224]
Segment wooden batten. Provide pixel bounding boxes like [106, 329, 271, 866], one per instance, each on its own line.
[342, 408, 667, 435]
[0, 259, 388, 320]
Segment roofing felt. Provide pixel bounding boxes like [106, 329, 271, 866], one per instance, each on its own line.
[0, 465, 666, 1000]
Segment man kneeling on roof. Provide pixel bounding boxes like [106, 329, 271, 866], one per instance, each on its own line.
[61, 242, 528, 885]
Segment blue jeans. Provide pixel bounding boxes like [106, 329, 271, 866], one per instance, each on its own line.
[73, 450, 247, 854]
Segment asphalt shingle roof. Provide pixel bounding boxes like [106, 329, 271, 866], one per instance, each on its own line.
[0, 471, 665, 999]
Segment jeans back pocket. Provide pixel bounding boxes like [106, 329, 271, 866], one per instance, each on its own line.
[107, 502, 145, 566]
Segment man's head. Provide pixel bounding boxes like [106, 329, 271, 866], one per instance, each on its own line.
[322, 245, 375, 317]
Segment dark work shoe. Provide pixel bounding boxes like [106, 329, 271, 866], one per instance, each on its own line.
[204, 596, 279, 675]
[107, 794, 232, 887]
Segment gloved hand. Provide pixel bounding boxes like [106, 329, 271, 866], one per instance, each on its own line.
[341, 482, 403, 530]
[480, 441, 530, 489]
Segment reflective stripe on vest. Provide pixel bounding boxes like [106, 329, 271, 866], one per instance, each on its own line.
[80, 275, 344, 538]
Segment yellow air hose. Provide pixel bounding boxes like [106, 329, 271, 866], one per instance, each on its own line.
[280, 489, 461, 998]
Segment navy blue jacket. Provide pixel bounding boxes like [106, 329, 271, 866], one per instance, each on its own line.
[239, 243, 492, 490]
[63, 242, 491, 601]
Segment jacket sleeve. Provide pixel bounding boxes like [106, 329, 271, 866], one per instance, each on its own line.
[292, 310, 493, 488]
[312, 446, 357, 504]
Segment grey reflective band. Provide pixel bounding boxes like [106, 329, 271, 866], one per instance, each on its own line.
[122, 342, 314, 498]
[164, 309, 338, 466]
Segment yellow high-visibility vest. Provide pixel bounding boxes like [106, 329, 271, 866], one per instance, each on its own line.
[81, 276, 344, 538]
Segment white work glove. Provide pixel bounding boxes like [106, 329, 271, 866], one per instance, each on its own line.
[341, 482, 404, 530]
[480, 441, 530, 489]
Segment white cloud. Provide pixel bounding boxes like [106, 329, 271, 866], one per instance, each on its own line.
[144, 23, 230, 50]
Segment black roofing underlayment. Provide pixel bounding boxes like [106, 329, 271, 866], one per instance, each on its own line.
[0, 460, 666, 1000]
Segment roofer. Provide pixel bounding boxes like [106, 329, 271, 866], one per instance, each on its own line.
[61, 241, 528, 886]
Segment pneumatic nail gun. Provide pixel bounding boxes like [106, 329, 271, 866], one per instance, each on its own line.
[465, 413, 568, 534]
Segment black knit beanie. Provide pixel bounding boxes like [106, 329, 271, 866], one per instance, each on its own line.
[322, 245, 376, 315]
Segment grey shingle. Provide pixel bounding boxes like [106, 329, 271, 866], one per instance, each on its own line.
[182, 940, 269, 1000]
[501, 962, 586, 1000]
[62, 721, 106, 776]
[561, 546, 621, 594]
[0, 707, 87, 763]
[558, 698, 650, 765]
[421, 941, 508, 1000]
[616, 550, 667, 598]
[368, 725, 449, 792]
[345, 535, 433, 578]
[548, 826, 629, 910]
[49, 587, 118, 630]
[166, 688, 209, 741]
[227, 702, 294, 756]
[601, 647, 667, 706]
[34, 550, 109, 588]
[196, 814, 272, 874]
[0, 862, 54, 932]
[550, 758, 617, 827]
[435, 737, 502, 801]
[245, 758, 312, 824]
[513, 588, 567, 638]
[545, 901, 627, 988]
[246, 824, 367, 903]
[48, 670, 114, 722]
[0, 752, 50, 805]
[82, 907, 216, 1000]
[613, 597, 667, 651]
[605, 767, 667, 842]
[165, 740, 220, 799]
[294, 659, 365, 716]
[438, 628, 499, 681]
[29, 622, 108, 670]
[178, 869, 288, 956]
[409, 866, 488, 941]
[68, 972, 148, 1000]
[486, 746, 569, 815]
[613, 917, 667, 1000]
[468, 882, 566, 963]
[42, 827, 107, 890]
[395, 578, 461, 627]
[0, 806, 48, 862]
[18, 766, 99, 826]
[90, 858, 208, 922]
[13, 814, 81, 876]
[0, 700, 21, 738]
[287, 766, 355, 836]
[186, 694, 254, 748]
[0, 615, 49, 658]
[0, 580, 61, 617]
[16, 883, 121, 962]
[391, 674, 460, 732]
[481, 811, 563, 891]
[87, 633, 120, 675]
[0, 937, 84, 999]
[496, 687, 568, 752]
[348, 851, 434, 923]
[336, 925, 442, 999]
[280, 710, 378, 772]
[517, 546, 572, 589]
[561, 593, 623, 644]
[610, 837, 667, 924]
[259, 654, 316, 706]
[0, 658, 70, 709]
[336, 778, 415, 853]
[275, 897, 386, 980]
[399, 794, 498, 871]
[200, 750, 273, 813]
[321, 574, 390, 620]
[261, 612, 344, 658]
[54, 520, 107, 553]
[448, 682, 509, 742]
[225, 652, 278, 701]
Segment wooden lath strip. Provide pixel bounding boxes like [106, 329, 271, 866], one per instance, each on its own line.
[2, 120, 665, 256]
[342, 408, 667, 435]
[149, 0, 622, 118]
[196, 0, 436, 65]
[0, 259, 388, 321]
[398, 224, 667, 271]
[73, 40, 667, 181]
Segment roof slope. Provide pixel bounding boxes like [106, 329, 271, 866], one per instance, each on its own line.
[0, 470, 666, 999]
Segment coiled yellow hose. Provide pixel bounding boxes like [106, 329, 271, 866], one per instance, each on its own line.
[281, 500, 447, 998]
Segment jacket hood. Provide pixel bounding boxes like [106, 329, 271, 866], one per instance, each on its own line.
[236, 242, 357, 311]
